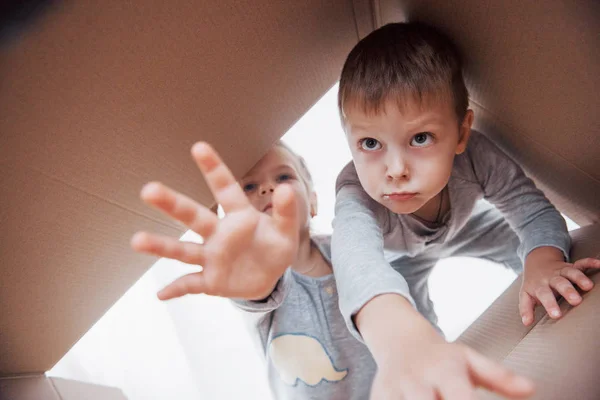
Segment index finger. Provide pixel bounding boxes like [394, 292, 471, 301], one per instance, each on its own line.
[573, 257, 600, 272]
[191, 142, 249, 213]
[466, 347, 535, 398]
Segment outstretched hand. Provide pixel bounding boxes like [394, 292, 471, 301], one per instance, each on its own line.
[131, 142, 300, 301]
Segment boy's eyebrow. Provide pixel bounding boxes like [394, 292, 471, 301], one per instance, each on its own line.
[404, 113, 445, 129]
[348, 113, 445, 134]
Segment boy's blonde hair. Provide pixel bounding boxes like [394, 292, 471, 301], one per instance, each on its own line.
[338, 22, 469, 123]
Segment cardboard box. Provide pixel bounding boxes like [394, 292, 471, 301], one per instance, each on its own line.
[0, 377, 127, 400]
[1, 0, 598, 399]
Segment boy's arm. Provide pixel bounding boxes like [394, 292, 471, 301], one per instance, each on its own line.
[357, 293, 535, 399]
[469, 132, 600, 324]
[332, 162, 417, 340]
[333, 161, 535, 399]
[468, 132, 570, 261]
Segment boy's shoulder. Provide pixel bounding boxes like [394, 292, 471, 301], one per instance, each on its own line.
[465, 129, 498, 151]
[452, 130, 504, 180]
[335, 160, 360, 194]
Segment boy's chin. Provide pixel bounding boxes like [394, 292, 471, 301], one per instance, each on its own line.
[377, 197, 424, 215]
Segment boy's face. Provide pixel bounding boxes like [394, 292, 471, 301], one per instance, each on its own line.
[240, 146, 316, 230]
[344, 97, 472, 215]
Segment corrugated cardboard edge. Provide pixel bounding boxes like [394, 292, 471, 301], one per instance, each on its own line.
[0, 375, 127, 400]
[458, 224, 600, 399]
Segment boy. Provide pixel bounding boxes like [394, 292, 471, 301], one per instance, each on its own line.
[132, 139, 534, 399]
[331, 21, 600, 398]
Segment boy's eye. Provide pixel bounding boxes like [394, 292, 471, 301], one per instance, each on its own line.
[359, 138, 382, 151]
[276, 173, 293, 183]
[410, 132, 433, 147]
[242, 183, 257, 193]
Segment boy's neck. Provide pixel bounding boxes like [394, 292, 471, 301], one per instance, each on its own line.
[411, 188, 449, 223]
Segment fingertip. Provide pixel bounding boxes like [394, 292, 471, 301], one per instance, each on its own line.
[141, 181, 163, 199]
[274, 184, 297, 211]
[549, 309, 562, 319]
[156, 289, 170, 301]
[130, 231, 148, 250]
[513, 375, 536, 396]
[191, 141, 211, 158]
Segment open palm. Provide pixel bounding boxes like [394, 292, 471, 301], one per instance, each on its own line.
[131, 142, 299, 301]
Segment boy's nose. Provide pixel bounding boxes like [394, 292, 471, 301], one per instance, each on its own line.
[386, 156, 410, 181]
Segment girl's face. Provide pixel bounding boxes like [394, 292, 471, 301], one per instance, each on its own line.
[239, 146, 316, 233]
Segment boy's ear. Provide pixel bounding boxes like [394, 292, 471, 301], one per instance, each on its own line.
[456, 109, 474, 155]
[310, 192, 318, 217]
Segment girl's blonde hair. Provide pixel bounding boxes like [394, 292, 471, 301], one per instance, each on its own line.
[273, 140, 314, 193]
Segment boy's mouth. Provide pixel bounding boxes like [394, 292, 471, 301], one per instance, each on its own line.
[383, 192, 418, 201]
[263, 203, 273, 212]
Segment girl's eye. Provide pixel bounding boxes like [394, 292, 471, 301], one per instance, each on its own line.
[276, 174, 293, 183]
[242, 183, 257, 193]
[359, 138, 382, 151]
[410, 132, 434, 147]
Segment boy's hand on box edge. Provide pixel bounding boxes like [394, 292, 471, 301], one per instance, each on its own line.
[520, 247, 600, 326]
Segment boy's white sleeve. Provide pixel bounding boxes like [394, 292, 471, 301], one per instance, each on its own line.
[332, 162, 416, 341]
[469, 133, 571, 262]
[231, 268, 293, 313]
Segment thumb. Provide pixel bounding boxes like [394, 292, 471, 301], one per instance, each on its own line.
[466, 347, 535, 398]
[272, 184, 299, 238]
[157, 272, 208, 300]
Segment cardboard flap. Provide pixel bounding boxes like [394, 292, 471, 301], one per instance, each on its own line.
[0, 376, 127, 400]
[458, 224, 600, 399]
[0, 0, 359, 375]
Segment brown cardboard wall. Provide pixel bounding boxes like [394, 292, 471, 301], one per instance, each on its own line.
[0, 0, 359, 375]
[459, 224, 600, 399]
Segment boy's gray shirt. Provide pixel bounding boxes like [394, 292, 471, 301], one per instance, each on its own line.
[234, 236, 377, 400]
[331, 130, 571, 340]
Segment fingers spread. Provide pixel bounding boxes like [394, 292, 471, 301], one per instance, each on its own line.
[191, 142, 249, 213]
[141, 182, 218, 238]
[131, 231, 205, 266]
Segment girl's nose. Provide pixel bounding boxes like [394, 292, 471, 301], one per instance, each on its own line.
[260, 186, 275, 195]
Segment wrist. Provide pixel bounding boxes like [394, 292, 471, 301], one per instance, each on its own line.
[525, 246, 565, 268]
[356, 294, 444, 365]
